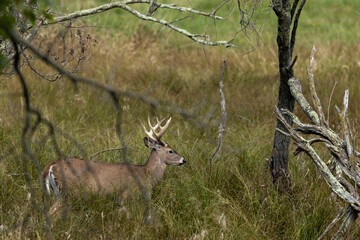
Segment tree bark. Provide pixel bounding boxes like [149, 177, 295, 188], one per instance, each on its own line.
[270, 0, 295, 191]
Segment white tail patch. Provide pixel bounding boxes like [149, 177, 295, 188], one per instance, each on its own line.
[48, 165, 61, 197]
[45, 174, 50, 195]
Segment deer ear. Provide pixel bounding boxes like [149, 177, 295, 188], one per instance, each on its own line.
[143, 137, 159, 149]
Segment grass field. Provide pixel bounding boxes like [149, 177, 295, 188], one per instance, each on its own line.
[1, 0, 360, 239]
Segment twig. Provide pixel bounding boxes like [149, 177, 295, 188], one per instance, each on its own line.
[286, 55, 298, 72]
[21, 52, 60, 81]
[307, 46, 327, 127]
[290, 0, 300, 20]
[327, 80, 337, 126]
[276, 128, 291, 137]
[49, 0, 234, 47]
[290, 0, 306, 56]
[53, 1, 224, 23]
[332, 205, 359, 240]
[317, 207, 344, 240]
[341, 90, 353, 159]
[211, 59, 227, 162]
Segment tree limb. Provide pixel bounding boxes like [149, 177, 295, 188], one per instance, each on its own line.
[288, 77, 320, 125]
[290, 0, 306, 56]
[52, 0, 224, 23]
[49, 0, 234, 47]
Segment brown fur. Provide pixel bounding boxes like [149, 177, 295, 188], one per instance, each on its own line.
[43, 137, 185, 215]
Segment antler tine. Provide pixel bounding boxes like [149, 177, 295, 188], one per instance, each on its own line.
[148, 115, 155, 130]
[141, 122, 156, 141]
[156, 117, 172, 139]
[156, 117, 166, 128]
[147, 116, 159, 140]
[143, 116, 171, 141]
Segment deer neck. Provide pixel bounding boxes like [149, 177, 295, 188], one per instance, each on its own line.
[144, 149, 167, 188]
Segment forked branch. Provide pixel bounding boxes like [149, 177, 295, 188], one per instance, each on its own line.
[275, 47, 360, 239]
[48, 0, 235, 48]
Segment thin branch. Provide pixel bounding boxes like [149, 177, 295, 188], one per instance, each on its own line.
[7, 27, 54, 235]
[211, 59, 227, 162]
[276, 127, 291, 137]
[327, 80, 337, 125]
[290, 0, 300, 20]
[290, 0, 306, 56]
[307, 46, 327, 127]
[21, 52, 60, 81]
[342, 90, 353, 159]
[53, 1, 224, 23]
[332, 205, 359, 240]
[286, 55, 298, 73]
[49, 0, 234, 47]
[317, 207, 344, 240]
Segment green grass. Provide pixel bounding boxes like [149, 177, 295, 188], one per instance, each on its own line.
[1, 0, 360, 239]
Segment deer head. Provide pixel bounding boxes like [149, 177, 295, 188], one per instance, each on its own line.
[142, 116, 186, 166]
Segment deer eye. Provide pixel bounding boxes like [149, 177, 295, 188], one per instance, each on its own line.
[168, 150, 174, 154]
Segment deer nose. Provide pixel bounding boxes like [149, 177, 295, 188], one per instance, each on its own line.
[179, 158, 186, 165]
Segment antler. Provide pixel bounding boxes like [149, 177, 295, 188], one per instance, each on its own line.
[142, 116, 172, 142]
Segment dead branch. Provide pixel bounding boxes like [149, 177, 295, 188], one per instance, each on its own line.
[290, 0, 306, 56]
[275, 47, 360, 238]
[49, 0, 234, 48]
[327, 80, 337, 125]
[53, 1, 224, 23]
[211, 59, 227, 162]
[307, 46, 327, 127]
[317, 207, 344, 240]
[332, 205, 359, 240]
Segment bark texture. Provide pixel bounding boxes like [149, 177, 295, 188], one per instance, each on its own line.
[270, 0, 305, 191]
[275, 61, 360, 238]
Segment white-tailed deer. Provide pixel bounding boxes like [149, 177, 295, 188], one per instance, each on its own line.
[42, 116, 186, 220]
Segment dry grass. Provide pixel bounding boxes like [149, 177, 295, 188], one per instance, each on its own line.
[1, 0, 360, 239]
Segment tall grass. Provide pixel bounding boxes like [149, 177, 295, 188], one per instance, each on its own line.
[1, 0, 360, 239]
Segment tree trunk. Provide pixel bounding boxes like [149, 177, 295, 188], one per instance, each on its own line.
[270, 0, 295, 191]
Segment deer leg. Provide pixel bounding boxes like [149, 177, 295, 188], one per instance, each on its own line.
[143, 191, 152, 224]
[49, 198, 63, 216]
[117, 190, 129, 205]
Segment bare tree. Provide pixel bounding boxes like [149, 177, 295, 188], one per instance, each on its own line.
[270, 0, 306, 191]
[275, 47, 360, 239]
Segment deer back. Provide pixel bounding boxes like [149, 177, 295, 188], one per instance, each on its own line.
[43, 158, 146, 196]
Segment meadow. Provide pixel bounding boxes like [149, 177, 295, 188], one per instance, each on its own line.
[1, 0, 360, 239]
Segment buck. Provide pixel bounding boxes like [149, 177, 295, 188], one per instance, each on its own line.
[42, 116, 186, 220]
